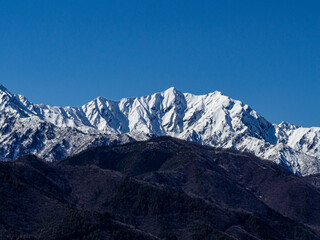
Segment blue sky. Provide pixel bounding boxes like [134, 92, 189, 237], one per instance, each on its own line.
[0, 0, 319, 127]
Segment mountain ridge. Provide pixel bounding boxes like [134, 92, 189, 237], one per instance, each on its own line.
[0, 85, 319, 176]
[1, 137, 320, 239]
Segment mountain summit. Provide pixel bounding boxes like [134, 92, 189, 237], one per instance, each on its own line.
[0, 85, 319, 175]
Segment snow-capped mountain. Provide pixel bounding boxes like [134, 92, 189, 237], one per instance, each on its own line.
[0, 84, 319, 175]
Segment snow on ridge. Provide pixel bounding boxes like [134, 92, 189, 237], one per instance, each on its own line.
[0, 85, 319, 176]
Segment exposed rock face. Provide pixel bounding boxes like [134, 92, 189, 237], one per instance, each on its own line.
[0, 85, 319, 175]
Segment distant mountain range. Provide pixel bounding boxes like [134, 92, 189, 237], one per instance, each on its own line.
[1, 137, 320, 239]
[0, 84, 319, 175]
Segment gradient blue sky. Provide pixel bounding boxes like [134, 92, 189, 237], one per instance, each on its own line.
[0, 0, 319, 127]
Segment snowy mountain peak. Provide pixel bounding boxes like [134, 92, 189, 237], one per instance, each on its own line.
[0, 84, 13, 102]
[164, 86, 179, 93]
[278, 121, 300, 130]
[0, 84, 319, 176]
[0, 85, 35, 118]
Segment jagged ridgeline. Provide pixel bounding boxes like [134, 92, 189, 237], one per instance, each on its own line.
[0, 84, 319, 175]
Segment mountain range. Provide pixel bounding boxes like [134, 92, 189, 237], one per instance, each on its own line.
[0, 84, 319, 176]
[1, 137, 320, 239]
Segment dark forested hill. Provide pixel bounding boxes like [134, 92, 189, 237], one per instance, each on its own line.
[1, 136, 320, 239]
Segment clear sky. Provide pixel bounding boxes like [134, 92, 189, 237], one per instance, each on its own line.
[0, 0, 319, 127]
